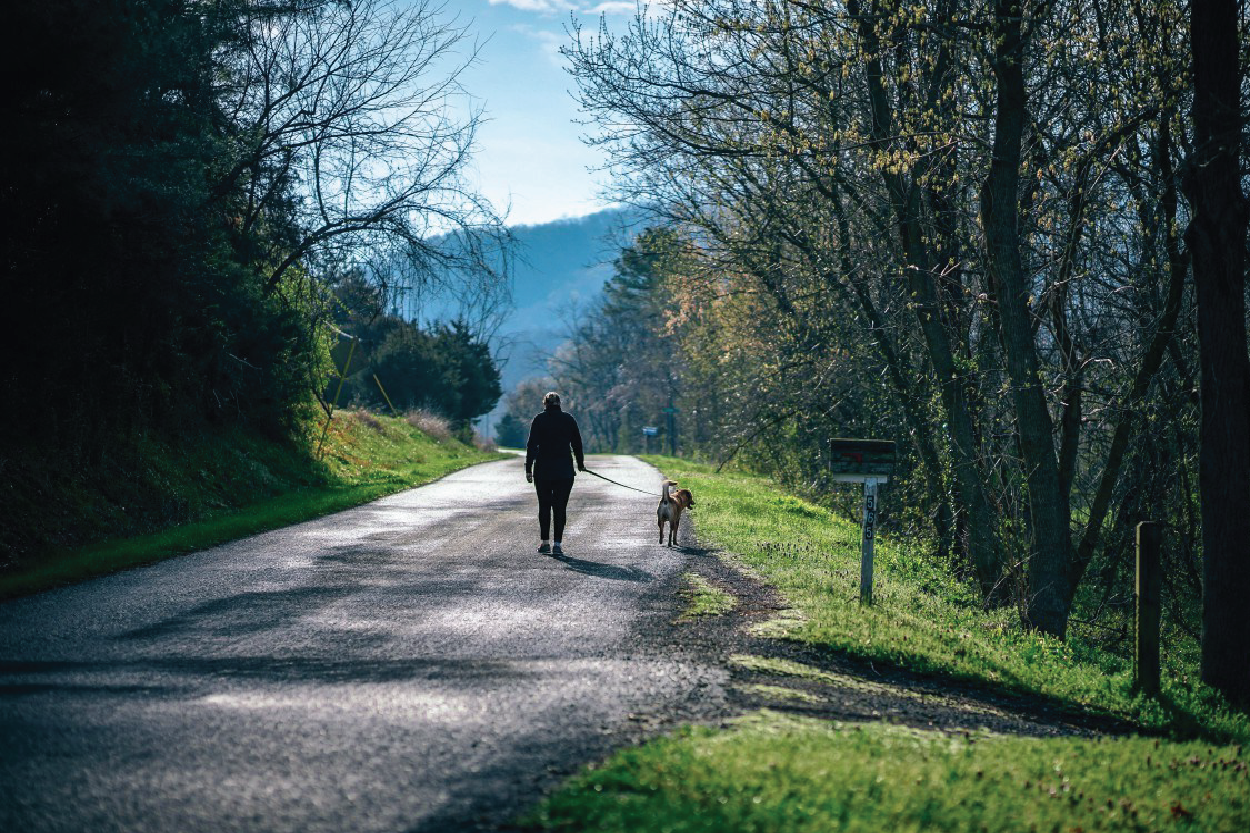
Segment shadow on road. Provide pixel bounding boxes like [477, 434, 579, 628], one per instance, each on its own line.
[0, 656, 544, 689]
[118, 586, 355, 640]
[551, 553, 652, 582]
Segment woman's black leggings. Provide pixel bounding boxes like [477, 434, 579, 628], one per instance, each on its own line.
[535, 478, 575, 541]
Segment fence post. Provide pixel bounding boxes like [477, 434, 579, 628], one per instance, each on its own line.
[1135, 520, 1164, 696]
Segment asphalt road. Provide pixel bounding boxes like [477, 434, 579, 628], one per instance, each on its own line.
[0, 454, 726, 833]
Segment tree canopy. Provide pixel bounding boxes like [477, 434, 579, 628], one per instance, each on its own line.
[557, 0, 1249, 702]
[0, 0, 508, 561]
[0, 0, 506, 448]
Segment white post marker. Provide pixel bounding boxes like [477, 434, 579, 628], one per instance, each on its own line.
[858, 476, 888, 605]
[829, 439, 897, 606]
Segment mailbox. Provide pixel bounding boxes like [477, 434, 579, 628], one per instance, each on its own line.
[829, 438, 897, 481]
[827, 437, 897, 606]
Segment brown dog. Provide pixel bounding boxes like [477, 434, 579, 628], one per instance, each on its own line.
[657, 479, 695, 546]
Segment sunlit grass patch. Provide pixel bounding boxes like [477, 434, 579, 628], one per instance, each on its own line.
[747, 607, 807, 639]
[737, 683, 825, 705]
[531, 713, 1250, 833]
[678, 571, 737, 621]
[729, 653, 850, 685]
[729, 654, 1024, 724]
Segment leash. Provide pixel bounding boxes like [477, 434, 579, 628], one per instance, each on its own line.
[582, 468, 662, 496]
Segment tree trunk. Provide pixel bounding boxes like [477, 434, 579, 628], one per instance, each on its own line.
[902, 192, 1003, 601]
[827, 183, 955, 561]
[850, 0, 1002, 599]
[1184, 0, 1250, 705]
[980, 0, 1073, 636]
[1068, 113, 1188, 607]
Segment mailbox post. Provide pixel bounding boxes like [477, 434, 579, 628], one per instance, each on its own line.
[642, 426, 658, 455]
[829, 439, 897, 605]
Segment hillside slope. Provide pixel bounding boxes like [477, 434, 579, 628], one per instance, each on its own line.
[1, 411, 503, 599]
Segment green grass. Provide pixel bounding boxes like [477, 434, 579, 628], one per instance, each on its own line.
[0, 411, 504, 599]
[643, 456, 1249, 745]
[526, 456, 1250, 833]
[530, 712, 1249, 833]
[678, 571, 737, 621]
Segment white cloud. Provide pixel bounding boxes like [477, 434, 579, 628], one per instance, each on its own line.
[487, 0, 571, 12]
[487, 0, 640, 14]
[509, 24, 567, 66]
[582, 1, 638, 14]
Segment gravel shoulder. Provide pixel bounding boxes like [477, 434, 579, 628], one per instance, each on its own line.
[674, 549, 1138, 740]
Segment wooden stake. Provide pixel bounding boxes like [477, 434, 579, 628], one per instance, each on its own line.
[317, 334, 357, 459]
[373, 374, 398, 417]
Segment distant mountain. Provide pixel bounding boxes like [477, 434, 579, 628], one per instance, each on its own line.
[500, 207, 640, 389]
[393, 206, 644, 433]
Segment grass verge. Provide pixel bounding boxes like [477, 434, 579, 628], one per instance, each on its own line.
[530, 712, 1249, 833]
[524, 457, 1250, 833]
[643, 456, 1249, 744]
[0, 410, 504, 600]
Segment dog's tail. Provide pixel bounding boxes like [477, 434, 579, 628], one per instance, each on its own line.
[660, 479, 676, 503]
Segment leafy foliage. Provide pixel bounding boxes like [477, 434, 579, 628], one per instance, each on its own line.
[326, 272, 502, 425]
[494, 413, 528, 448]
[560, 0, 1226, 674]
[0, 0, 507, 565]
[548, 227, 693, 453]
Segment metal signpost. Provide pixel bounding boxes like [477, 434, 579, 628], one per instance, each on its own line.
[829, 439, 897, 605]
[642, 426, 658, 454]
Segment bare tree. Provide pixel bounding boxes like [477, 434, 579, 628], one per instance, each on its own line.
[565, 0, 1203, 638]
[209, 0, 509, 298]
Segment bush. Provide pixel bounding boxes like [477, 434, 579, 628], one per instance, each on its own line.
[406, 409, 453, 442]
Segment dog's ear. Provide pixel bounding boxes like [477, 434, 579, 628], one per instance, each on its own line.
[679, 489, 694, 507]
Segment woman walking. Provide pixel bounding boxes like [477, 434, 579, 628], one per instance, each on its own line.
[525, 392, 586, 555]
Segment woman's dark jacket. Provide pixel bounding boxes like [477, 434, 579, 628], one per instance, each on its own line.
[525, 407, 585, 480]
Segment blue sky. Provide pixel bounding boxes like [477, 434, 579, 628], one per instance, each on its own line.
[446, 1, 641, 227]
